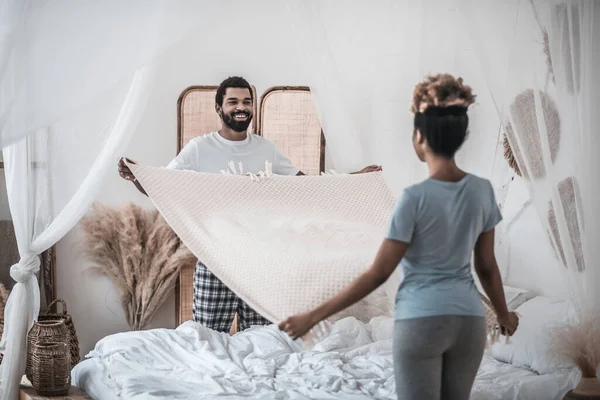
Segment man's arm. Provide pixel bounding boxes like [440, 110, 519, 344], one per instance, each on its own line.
[351, 165, 382, 174]
[295, 165, 381, 176]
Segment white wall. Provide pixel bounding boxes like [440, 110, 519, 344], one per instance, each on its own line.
[52, 2, 568, 358]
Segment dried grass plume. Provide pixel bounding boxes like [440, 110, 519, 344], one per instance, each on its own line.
[80, 202, 196, 330]
[550, 313, 600, 378]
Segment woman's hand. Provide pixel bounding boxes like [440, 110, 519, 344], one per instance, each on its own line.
[497, 311, 519, 336]
[279, 240, 407, 341]
[278, 311, 319, 340]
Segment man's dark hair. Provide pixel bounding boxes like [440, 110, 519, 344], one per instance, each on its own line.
[215, 76, 253, 106]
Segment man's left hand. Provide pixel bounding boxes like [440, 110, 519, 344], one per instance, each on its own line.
[355, 165, 382, 174]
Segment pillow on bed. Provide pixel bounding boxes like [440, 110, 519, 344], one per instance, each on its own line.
[503, 285, 537, 310]
[488, 296, 574, 374]
[479, 285, 536, 325]
[480, 284, 536, 308]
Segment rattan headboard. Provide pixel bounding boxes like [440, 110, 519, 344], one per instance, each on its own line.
[259, 86, 325, 175]
[175, 85, 324, 329]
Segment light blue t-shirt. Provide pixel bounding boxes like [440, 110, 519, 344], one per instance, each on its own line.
[387, 174, 502, 320]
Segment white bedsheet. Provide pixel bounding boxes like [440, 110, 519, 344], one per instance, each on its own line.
[72, 317, 578, 399]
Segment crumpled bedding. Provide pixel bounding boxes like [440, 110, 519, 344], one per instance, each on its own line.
[72, 317, 579, 399]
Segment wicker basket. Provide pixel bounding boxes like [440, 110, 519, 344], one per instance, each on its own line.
[26, 319, 70, 382]
[38, 298, 80, 368]
[30, 341, 71, 396]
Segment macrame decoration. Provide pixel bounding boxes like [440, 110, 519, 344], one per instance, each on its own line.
[125, 160, 399, 327]
[502, 89, 561, 179]
[547, 177, 585, 272]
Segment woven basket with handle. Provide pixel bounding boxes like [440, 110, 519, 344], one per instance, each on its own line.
[26, 319, 70, 382]
[30, 341, 71, 396]
[37, 298, 80, 368]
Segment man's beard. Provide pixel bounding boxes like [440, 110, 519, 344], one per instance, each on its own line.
[222, 111, 252, 132]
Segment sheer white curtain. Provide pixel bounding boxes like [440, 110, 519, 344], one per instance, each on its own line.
[0, 0, 205, 148]
[0, 2, 325, 397]
[460, 0, 599, 320]
[286, 0, 508, 304]
[0, 67, 154, 399]
[286, 0, 502, 194]
[0, 1, 212, 397]
[287, 0, 425, 190]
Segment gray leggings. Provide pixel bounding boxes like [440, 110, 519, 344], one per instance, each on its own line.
[393, 316, 486, 400]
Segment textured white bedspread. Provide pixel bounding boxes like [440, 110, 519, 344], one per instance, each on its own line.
[72, 317, 578, 399]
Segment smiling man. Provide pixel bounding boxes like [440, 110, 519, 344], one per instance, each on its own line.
[118, 76, 381, 332]
[164, 77, 303, 176]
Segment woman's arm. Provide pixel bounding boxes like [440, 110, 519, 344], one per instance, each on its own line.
[279, 239, 408, 339]
[474, 228, 519, 335]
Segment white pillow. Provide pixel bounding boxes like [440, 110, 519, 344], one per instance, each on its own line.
[503, 285, 537, 310]
[479, 284, 536, 310]
[489, 296, 575, 374]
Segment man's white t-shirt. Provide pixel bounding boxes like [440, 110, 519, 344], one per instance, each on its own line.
[166, 131, 299, 175]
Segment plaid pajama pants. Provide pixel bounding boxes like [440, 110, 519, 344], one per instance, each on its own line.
[193, 261, 271, 332]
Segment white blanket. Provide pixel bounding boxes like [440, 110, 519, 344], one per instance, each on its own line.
[127, 162, 400, 325]
[72, 318, 578, 399]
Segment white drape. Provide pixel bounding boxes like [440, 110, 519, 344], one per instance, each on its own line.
[0, 1, 219, 396]
[459, 0, 599, 316]
[0, 67, 153, 399]
[287, 0, 504, 194]
[0, 2, 307, 397]
[0, 0, 203, 149]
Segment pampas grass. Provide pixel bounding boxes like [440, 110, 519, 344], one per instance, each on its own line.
[550, 314, 600, 378]
[0, 282, 9, 319]
[81, 202, 196, 330]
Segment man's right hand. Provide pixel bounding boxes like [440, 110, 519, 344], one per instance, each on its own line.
[118, 157, 136, 182]
[118, 157, 147, 196]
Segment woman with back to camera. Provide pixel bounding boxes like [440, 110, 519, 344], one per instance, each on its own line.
[279, 74, 519, 400]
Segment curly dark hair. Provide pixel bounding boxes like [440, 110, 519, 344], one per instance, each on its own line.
[215, 76, 253, 106]
[412, 74, 476, 158]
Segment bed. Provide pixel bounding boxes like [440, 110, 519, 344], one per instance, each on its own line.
[72, 88, 579, 399]
[72, 314, 579, 399]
